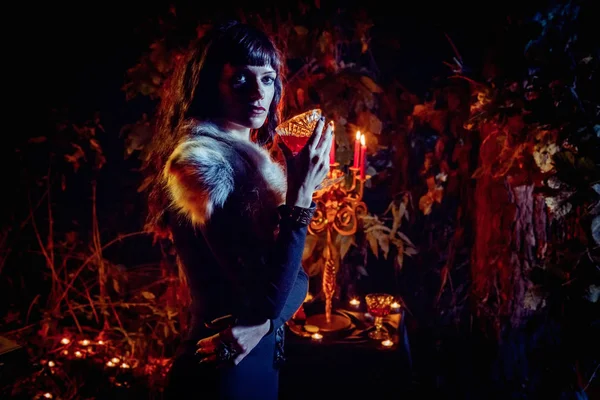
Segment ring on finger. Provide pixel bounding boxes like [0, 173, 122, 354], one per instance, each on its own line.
[216, 340, 239, 363]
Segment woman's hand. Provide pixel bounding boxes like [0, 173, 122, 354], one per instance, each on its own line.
[278, 116, 334, 208]
[196, 320, 270, 366]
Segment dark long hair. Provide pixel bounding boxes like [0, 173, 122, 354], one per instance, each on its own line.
[142, 20, 285, 238]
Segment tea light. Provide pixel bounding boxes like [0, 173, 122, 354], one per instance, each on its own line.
[106, 361, 116, 367]
[349, 298, 360, 307]
[47, 361, 55, 368]
[111, 357, 120, 364]
[120, 363, 131, 369]
[311, 332, 323, 341]
[43, 393, 53, 399]
[74, 351, 83, 358]
[80, 339, 90, 346]
[381, 339, 394, 348]
[97, 340, 105, 345]
[60, 338, 70, 345]
[391, 301, 401, 311]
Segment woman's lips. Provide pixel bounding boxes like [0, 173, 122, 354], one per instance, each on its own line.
[249, 106, 266, 115]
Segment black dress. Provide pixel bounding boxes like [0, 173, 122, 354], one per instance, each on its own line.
[163, 201, 309, 400]
[161, 122, 308, 399]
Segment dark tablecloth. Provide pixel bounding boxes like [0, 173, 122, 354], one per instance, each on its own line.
[279, 307, 412, 399]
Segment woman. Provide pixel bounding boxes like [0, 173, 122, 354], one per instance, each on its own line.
[142, 20, 333, 399]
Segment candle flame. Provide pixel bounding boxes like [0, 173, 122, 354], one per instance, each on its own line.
[360, 134, 365, 146]
[106, 361, 115, 367]
[43, 393, 53, 399]
[356, 131, 361, 140]
[97, 340, 104, 345]
[121, 363, 131, 369]
[75, 351, 82, 358]
[48, 361, 55, 367]
[81, 339, 90, 346]
[349, 298, 360, 306]
[381, 339, 394, 347]
[60, 338, 70, 345]
[391, 301, 401, 308]
[111, 357, 120, 364]
[311, 333, 323, 340]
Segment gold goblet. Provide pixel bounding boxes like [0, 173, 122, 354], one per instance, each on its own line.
[365, 293, 395, 340]
[275, 109, 322, 155]
[275, 109, 344, 189]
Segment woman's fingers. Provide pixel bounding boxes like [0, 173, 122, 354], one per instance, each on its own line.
[307, 117, 326, 153]
[317, 121, 334, 153]
[196, 332, 220, 348]
[199, 354, 218, 364]
[321, 124, 334, 158]
[195, 344, 215, 356]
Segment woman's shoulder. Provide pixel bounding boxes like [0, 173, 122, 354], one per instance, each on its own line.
[174, 119, 231, 148]
[163, 119, 286, 227]
[163, 121, 238, 226]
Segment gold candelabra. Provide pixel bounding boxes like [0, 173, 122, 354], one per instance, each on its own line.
[274, 109, 370, 333]
[305, 164, 369, 333]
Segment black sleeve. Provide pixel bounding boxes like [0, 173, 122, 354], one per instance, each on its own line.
[234, 218, 309, 325]
[199, 211, 311, 326]
[270, 267, 309, 332]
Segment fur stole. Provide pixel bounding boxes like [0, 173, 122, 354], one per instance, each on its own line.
[163, 120, 287, 243]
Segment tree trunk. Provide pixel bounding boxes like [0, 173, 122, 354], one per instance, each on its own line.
[471, 122, 548, 334]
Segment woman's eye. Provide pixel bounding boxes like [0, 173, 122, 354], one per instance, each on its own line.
[233, 74, 247, 86]
[262, 76, 275, 85]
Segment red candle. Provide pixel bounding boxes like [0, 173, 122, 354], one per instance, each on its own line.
[330, 122, 336, 165]
[353, 131, 361, 169]
[360, 134, 367, 180]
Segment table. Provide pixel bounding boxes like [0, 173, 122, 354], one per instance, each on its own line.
[279, 306, 412, 399]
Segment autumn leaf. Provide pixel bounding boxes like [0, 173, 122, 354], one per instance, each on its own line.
[64, 143, 86, 172]
[294, 26, 309, 36]
[317, 31, 333, 53]
[404, 246, 418, 256]
[357, 265, 369, 277]
[360, 76, 383, 93]
[337, 234, 355, 260]
[396, 231, 415, 248]
[121, 117, 153, 158]
[377, 234, 390, 259]
[396, 243, 404, 271]
[419, 193, 434, 215]
[366, 230, 379, 258]
[112, 278, 120, 294]
[302, 234, 319, 261]
[305, 258, 324, 277]
[355, 110, 382, 135]
[141, 291, 155, 300]
[420, 177, 444, 214]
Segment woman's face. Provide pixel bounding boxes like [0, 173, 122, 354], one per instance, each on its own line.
[218, 63, 277, 130]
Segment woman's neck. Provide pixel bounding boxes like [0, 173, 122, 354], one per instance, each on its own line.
[214, 119, 251, 142]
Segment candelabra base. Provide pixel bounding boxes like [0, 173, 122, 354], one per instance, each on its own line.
[305, 313, 352, 333]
